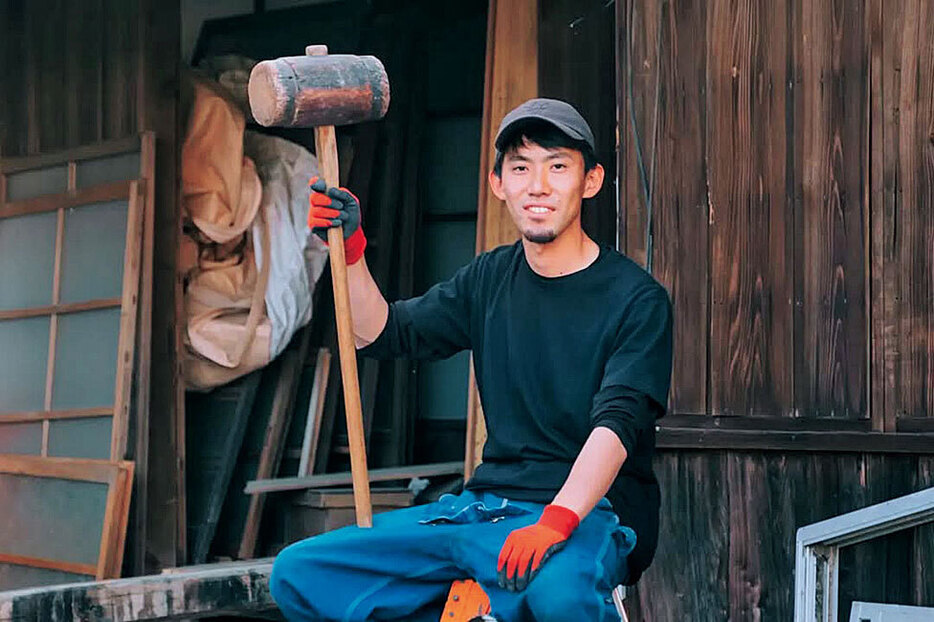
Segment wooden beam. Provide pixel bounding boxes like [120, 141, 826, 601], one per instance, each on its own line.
[0, 298, 123, 321]
[111, 181, 144, 460]
[0, 554, 96, 578]
[0, 454, 126, 483]
[660, 414, 871, 433]
[245, 461, 465, 495]
[138, 0, 184, 570]
[298, 348, 331, 477]
[657, 428, 934, 454]
[0, 560, 276, 622]
[125, 131, 156, 575]
[0, 180, 134, 219]
[0, 136, 141, 174]
[0, 407, 113, 423]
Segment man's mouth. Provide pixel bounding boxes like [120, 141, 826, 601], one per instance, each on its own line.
[524, 205, 554, 214]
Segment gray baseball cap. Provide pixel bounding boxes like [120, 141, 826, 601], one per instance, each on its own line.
[494, 98, 595, 152]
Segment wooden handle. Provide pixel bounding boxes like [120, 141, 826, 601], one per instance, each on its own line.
[312, 46, 373, 528]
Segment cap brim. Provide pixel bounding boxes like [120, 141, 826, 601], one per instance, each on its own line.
[494, 115, 588, 151]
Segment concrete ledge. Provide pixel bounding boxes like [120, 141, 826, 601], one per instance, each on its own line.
[0, 560, 276, 622]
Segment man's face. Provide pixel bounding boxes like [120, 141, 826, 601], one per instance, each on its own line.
[489, 139, 604, 245]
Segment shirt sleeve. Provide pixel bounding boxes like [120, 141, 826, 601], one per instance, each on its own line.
[359, 261, 475, 361]
[589, 286, 673, 454]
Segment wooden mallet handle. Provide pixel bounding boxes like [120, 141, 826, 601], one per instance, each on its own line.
[309, 45, 373, 528]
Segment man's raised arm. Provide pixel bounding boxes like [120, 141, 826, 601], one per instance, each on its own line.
[308, 177, 388, 347]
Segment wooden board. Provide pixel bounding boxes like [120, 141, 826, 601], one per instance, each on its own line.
[617, 0, 709, 414]
[886, 0, 934, 426]
[0, 178, 144, 461]
[0, 455, 133, 586]
[794, 0, 868, 419]
[298, 349, 332, 477]
[238, 327, 313, 559]
[0, 559, 275, 622]
[706, 0, 794, 417]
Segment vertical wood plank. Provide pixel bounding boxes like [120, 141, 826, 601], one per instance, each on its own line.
[631, 452, 729, 621]
[880, 0, 904, 431]
[654, 0, 709, 413]
[0, 2, 25, 157]
[707, 0, 793, 416]
[867, 0, 888, 431]
[38, 0, 67, 153]
[797, 0, 868, 419]
[620, 0, 661, 267]
[111, 182, 144, 461]
[892, 0, 934, 421]
[24, 2, 39, 154]
[102, 0, 138, 141]
[727, 453, 765, 620]
[138, 0, 184, 572]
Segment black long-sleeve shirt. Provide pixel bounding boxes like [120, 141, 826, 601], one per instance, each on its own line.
[360, 241, 673, 581]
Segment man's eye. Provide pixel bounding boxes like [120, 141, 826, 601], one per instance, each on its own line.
[512, 165, 527, 172]
[552, 163, 567, 171]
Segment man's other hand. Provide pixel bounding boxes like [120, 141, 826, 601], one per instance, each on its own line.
[496, 504, 580, 592]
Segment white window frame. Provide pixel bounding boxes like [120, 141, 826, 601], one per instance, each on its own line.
[794, 486, 934, 622]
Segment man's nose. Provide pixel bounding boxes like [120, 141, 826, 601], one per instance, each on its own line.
[528, 167, 551, 194]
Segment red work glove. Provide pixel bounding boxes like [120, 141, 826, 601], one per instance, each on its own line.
[496, 504, 580, 592]
[308, 176, 367, 265]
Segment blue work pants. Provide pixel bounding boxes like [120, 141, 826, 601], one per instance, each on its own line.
[270, 490, 636, 622]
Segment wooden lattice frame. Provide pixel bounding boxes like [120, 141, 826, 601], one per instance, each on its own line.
[0, 135, 153, 461]
[0, 454, 134, 580]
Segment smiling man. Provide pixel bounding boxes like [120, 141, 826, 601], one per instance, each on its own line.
[270, 98, 673, 622]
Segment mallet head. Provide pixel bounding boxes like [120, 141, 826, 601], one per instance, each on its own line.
[248, 53, 390, 128]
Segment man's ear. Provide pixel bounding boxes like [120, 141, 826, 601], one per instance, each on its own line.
[489, 169, 506, 200]
[582, 163, 605, 199]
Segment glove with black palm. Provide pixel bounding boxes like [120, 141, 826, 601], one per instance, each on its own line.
[307, 176, 367, 265]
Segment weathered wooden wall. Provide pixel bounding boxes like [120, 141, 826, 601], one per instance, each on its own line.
[601, 0, 934, 619]
[0, 0, 184, 574]
[619, 0, 933, 430]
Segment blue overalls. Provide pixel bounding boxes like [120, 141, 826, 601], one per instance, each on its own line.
[270, 490, 636, 621]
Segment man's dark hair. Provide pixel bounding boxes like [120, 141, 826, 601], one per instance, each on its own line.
[493, 119, 598, 177]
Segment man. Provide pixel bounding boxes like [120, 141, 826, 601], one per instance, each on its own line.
[270, 98, 673, 622]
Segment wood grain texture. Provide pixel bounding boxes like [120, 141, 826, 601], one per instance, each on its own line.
[629, 452, 729, 621]
[633, 451, 933, 621]
[111, 181, 144, 460]
[707, 0, 794, 417]
[867, 0, 887, 431]
[137, 0, 184, 571]
[796, 0, 868, 419]
[0, 180, 134, 219]
[623, 0, 709, 413]
[890, 0, 934, 422]
[620, 0, 661, 268]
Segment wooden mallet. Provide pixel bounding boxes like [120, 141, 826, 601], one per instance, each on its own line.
[248, 45, 390, 528]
